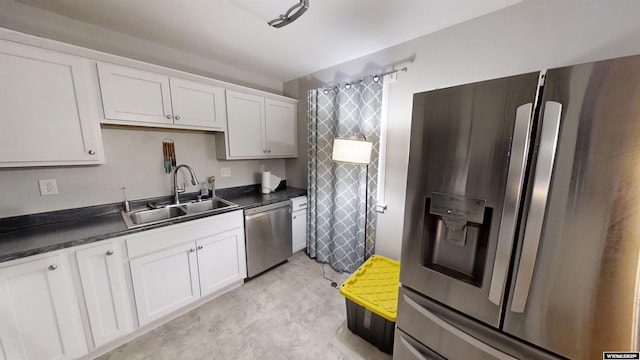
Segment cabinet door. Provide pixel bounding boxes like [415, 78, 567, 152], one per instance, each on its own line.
[225, 90, 266, 157]
[170, 78, 226, 130]
[0, 40, 104, 167]
[292, 209, 307, 253]
[196, 225, 246, 297]
[0, 253, 87, 360]
[130, 242, 200, 326]
[76, 243, 133, 348]
[265, 99, 298, 157]
[97, 62, 173, 125]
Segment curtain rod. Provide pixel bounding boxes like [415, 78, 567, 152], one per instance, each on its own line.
[322, 67, 408, 94]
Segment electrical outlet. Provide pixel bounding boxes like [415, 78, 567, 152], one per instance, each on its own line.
[39, 179, 59, 195]
[221, 168, 231, 177]
[259, 164, 265, 173]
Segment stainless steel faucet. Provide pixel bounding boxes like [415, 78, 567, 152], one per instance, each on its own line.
[173, 164, 199, 204]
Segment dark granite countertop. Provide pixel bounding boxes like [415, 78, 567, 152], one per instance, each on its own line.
[0, 185, 306, 263]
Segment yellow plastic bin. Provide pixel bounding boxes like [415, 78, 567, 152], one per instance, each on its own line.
[339, 255, 400, 354]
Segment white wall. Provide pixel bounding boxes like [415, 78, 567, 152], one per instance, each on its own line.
[285, 0, 640, 260]
[0, 11, 292, 219]
[0, 127, 285, 218]
[0, 0, 282, 92]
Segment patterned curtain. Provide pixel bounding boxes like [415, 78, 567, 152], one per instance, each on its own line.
[307, 76, 383, 273]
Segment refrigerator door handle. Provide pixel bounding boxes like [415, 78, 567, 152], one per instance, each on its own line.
[403, 294, 518, 360]
[510, 101, 563, 313]
[488, 103, 533, 306]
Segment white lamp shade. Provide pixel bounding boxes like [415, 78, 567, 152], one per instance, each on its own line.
[332, 138, 373, 165]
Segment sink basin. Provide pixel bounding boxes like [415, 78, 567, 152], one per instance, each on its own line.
[183, 198, 236, 214]
[124, 206, 187, 227]
[121, 197, 238, 228]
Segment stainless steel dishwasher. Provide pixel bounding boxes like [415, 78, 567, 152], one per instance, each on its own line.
[244, 201, 292, 278]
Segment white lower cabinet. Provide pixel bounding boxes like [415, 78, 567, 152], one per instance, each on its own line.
[130, 242, 201, 326]
[0, 211, 246, 359]
[197, 228, 246, 297]
[291, 196, 308, 253]
[75, 242, 133, 348]
[0, 252, 87, 360]
[128, 211, 246, 326]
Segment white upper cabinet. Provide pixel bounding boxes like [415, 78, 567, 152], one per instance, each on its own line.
[216, 90, 298, 159]
[169, 77, 227, 129]
[97, 62, 173, 125]
[0, 39, 104, 167]
[265, 98, 297, 157]
[224, 91, 266, 157]
[97, 62, 226, 131]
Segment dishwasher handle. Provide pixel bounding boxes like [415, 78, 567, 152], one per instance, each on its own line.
[244, 201, 291, 216]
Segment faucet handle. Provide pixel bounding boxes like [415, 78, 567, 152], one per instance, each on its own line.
[121, 187, 130, 212]
[208, 176, 216, 197]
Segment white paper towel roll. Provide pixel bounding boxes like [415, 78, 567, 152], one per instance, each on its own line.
[261, 171, 282, 194]
[261, 171, 271, 194]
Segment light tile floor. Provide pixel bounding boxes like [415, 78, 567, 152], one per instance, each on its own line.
[97, 252, 393, 360]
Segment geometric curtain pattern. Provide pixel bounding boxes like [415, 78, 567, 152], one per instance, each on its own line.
[307, 76, 383, 273]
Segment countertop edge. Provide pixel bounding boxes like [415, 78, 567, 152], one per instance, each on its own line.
[0, 186, 306, 264]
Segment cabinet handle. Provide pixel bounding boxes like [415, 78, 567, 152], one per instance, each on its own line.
[106, 250, 114, 256]
[166, 115, 173, 119]
[88, 150, 96, 155]
[48, 264, 58, 271]
[293, 216, 296, 219]
[263, 150, 267, 153]
[267, 150, 271, 154]
[175, 115, 181, 120]
[190, 248, 196, 252]
[197, 245, 203, 250]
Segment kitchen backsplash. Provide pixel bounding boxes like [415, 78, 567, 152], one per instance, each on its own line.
[0, 127, 286, 218]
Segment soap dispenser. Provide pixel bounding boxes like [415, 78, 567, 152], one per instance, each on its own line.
[199, 182, 209, 199]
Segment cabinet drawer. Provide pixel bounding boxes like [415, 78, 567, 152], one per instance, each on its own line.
[290, 196, 307, 211]
[126, 210, 243, 258]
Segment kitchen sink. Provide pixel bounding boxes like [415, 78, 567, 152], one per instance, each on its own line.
[121, 197, 238, 229]
[182, 198, 237, 213]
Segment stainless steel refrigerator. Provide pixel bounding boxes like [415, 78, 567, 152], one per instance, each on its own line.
[395, 55, 640, 359]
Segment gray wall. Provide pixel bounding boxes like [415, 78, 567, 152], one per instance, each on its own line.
[285, 0, 640, 260]
[0, 127, 285, 218]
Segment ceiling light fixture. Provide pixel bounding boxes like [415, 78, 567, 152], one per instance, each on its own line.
[268, 0, 309, 28]
[231, 0, 309, 28]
